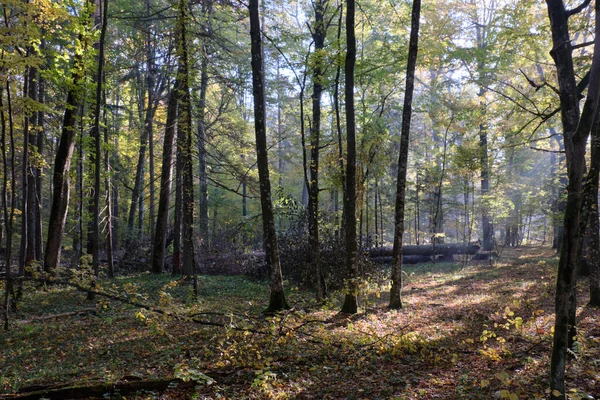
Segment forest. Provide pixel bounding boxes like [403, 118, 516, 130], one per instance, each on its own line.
[1, 0, 600, 398]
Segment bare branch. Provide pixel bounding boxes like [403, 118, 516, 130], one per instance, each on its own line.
[566, 0, 592, 17]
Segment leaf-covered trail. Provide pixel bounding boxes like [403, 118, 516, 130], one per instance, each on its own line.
[1, 247, 598, 399]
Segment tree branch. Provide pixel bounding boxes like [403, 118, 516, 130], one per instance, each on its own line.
[566, 0, 592, 17]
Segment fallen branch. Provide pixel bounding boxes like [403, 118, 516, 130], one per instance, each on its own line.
[15, 308, 96, 324]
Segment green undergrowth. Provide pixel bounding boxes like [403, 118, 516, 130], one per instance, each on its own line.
[1, 247, 598, 399]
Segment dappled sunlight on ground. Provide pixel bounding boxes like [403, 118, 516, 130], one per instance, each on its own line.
[1, 246, 599, 399]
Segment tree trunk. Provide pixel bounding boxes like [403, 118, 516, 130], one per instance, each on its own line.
[176, 0, 196, 281]
[34, 71, 44, 262]
[545, 0, 600, 397]
[583, 95, 600, 308]
[340, 0, 359, 314]
[86, 0, 107, 277]
[103, 92, 114, 278]
[44, 38, 86, 274]
[22, 58, 37, 272]
[388, 0, 421, 310]
[249, 0, 289, 312]
[172, 148, 183, 276]
[152, 80, 179, 274]
[197, 0, 211, 249]
[1, 79, 17, 329]
[308, 0, 327, 301]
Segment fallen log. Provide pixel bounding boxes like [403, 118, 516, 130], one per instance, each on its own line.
[366, 242, 480, 258]
[5, 377, 199, 400]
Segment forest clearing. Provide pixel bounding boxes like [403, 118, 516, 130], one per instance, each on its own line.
[1, 247, 599, 399]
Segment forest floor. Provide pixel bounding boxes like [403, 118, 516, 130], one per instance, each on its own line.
[1, 246, 599, 399]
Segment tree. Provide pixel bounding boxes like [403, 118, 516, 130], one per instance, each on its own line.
[307, 0, 328, 301]
[249, 0, 289, 312]
[388, 0, 421, 310]
[44, 7, 91, 274]
[151, 80, 179, 274]
[340, 0, 358, 314]
[176, 0, 196, 284]
[544, 0, 600, 397]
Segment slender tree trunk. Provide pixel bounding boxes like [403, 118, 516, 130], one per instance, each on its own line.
[152, 81, 179, 274]
[20, 58, 34, 274]
[172, 149, 183, 276]
[197, 0, 212, 249]
[103, 90, 114, 277]
[479, 89, 492, 251]
[341, 0, 359, 314]
[87, 0, 107, 277]
[1, 79, 17, 329]
[333, 3, 345, 235]
[308, 0, 327, 301]
[388, 0, 420, 310]
[147, 0, 156, 246]
[249, 0, 289, 312]
[34, 72, 44, 261]
[545, 0, 600, 397]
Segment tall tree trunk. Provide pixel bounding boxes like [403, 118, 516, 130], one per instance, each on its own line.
[147, 0, 156, 246]
[87, 0, 107, 277]
[545, 0, 600, 397]
[476, 14, 493, 251]
[44, 36, 87, 274]
[333, 3, 345, 235]
[34, 71, 44, 261]
[176, 0, 196, 285]
[1, 79, 17, 329]
[172, 148, 183, 276]
[308, 0, 327, 301]
[103, 90, 114, 277]
[22, 57, 37, 272]
[341, 0, 359, 314]
[152, 81, 179, 274]
[582, 88, 600, 308]
[249, 0, 289, 312]
[388, 0, 421, 310]
[197, 0, 212, 249]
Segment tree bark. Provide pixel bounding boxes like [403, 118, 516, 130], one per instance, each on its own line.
[249, 0, 289, 312]
[388, 0, 421, 310]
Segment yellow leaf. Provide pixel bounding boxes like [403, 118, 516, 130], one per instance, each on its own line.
[480, 379, 490, 388]
[552, 390, 562, 397]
